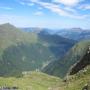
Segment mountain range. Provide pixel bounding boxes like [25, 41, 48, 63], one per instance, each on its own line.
[0, 23, 90, 90]
[0, 23, 75, 76]
[22, 27, 90, 41]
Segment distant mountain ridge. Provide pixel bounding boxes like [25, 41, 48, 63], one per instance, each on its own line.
[56, 28, 90, 41]
[22, 27, 90, 41]
[21, 27, 43, 33]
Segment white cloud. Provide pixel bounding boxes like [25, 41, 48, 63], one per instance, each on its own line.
[38, 7, 43, 10]
[64, 7, 77, 13]
[27, 3, 34, 6]
[53, 0, 83, 6]
[31, 1, 87, 19]
[34, 11, 44, 16]
[19, 1, 26, 5]
[80, 4, 90, 10]
[0, 7, 13, 10]
[19, 1, 35, 6]
[30, 0, 39, 2]
[19, 0, 88, 19]
[85, 6, 90, 10]
[30, 1, 72, 16]
[38, 2, 69, 16]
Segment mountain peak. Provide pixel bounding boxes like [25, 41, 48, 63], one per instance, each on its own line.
[0, 23, 14, 27]
[0, 23, 17, 30]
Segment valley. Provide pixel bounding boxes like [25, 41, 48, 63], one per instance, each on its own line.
[0, 0, 90, 89]
[0, 23, 90, 90]
[0, 23, 75, 77]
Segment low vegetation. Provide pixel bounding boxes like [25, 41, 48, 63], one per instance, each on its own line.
[0, 65, 89, 90]
[0, 71, 62, 90]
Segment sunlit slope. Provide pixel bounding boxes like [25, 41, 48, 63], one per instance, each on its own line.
[0, 23, 37, 50]
[0, 71, 62, 90]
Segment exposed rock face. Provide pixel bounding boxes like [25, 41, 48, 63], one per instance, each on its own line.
[69, 46, 90, 75]
[82, 81, 90, 90]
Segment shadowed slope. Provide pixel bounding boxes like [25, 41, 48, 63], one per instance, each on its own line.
[43, 40, 90, 78]
[69, 46, 90, 75]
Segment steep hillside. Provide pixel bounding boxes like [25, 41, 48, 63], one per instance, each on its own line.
[0, 23, 54, 76]
[61, 65, 90, 90]
[43, 40, 90, 78]
[0, 23, 37, 49]
[38, 32, 75, 59]
[0, 23, 75, 76]
[69, 46, 90, 75]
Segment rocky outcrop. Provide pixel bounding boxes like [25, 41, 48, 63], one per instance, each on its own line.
[69, 46, 90, 75]
[82, 81, 90, 90]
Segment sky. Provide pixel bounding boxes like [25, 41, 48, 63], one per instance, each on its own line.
[0, 0, 90, 29]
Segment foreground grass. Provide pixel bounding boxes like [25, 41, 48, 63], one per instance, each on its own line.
[0, 71, 62, 90]
[0, 66, 89, 90]
[63, 66, 90, 90]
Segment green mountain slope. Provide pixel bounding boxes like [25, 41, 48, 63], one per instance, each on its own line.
[0, 23, 75, 76]
[0, 25, 90, 90]
[43, 40, 90, 78]
[0, 43, 56, 76]
[0, 23, 54, 76]
[38, 33, 75, 59]
[0, 23, 37, 49]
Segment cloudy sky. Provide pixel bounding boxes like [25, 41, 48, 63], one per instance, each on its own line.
[0, 0, 90, 29]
